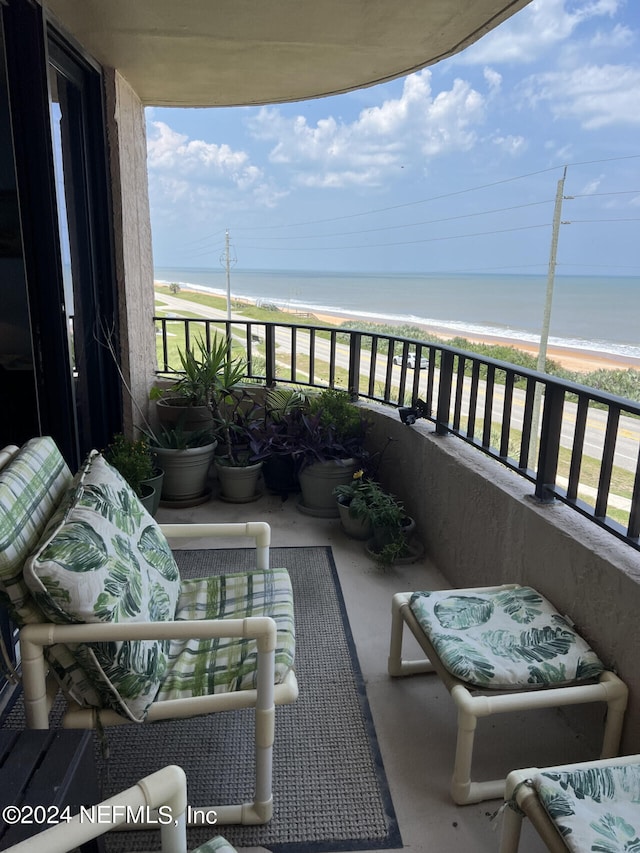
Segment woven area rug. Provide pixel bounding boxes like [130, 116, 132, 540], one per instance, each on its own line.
[2, 546, 401, 853]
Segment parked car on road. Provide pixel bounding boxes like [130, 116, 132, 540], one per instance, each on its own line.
[392, 353, 428, 369]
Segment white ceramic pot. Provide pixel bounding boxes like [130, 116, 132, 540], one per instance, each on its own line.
[154, 443, 216, 504]
[298, 459, 356, 518]
[215, 460, 263, 502]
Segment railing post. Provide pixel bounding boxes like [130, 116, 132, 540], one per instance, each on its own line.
[264, 323, 276, 386]
[534, 382, 564, 503]
[348, 332, 362, 399]
[436, 350, 454, 436]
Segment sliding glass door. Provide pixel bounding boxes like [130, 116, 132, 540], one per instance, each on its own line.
[2, 0, 121, 467]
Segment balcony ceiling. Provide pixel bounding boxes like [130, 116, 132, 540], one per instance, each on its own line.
[43, 0, 531, 107]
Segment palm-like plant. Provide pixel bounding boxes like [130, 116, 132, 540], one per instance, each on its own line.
[172, 337, 246, 408]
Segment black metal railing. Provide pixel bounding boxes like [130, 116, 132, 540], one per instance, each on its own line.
[154, 315, 640, 550]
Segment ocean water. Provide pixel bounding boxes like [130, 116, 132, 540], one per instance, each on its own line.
[154, 267, 640, 361]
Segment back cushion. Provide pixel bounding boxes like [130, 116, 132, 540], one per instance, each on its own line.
[0, 437, 72, 626]
[24, 451, 181, 722]
[0, 437, 103, 707]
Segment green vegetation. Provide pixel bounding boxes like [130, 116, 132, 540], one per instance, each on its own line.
[333, 319, 640, 404]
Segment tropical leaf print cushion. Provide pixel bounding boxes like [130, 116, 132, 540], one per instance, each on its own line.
[533, 762, 640, 853]
[409, 587, 604, 689]
[24, 451, 181, 722]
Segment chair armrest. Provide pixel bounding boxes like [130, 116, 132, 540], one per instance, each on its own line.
[159, 521, 270, 570]
[20, 617, 277, 729]
[20, 615, 277, 649]
[5, 765, 189, 853]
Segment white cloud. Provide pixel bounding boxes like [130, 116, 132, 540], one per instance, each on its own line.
[146, 120, 288, 214]
[580, 176, 603, 193]
[492, 134, 527, 155]
[248, 70, 487, 188]
[458, 0, 623, 65]
[544, 140, 574, 160]
[484, 67, 503, 92]
[148, 121, 260, 183]
[522, 64, 640, 127]
[589, 22, 634, 48]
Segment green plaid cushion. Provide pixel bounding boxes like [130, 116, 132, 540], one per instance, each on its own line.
[0, 437, 103, 708]
[156, 569, 295, 700]
[0, 437, 72, 625]
[409, 586, 604, 689]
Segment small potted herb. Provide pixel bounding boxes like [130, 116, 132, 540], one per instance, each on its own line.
[334, 469, 420, 567]
[103, 433, 162, 515]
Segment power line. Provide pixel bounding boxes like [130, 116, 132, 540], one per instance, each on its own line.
[242, 222, 551, 252]
[232, 153, 640, 232]
[240, 199, 555, 241]
[567, 218, 640, 223]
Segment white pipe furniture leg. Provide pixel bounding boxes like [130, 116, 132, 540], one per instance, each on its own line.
[389, 589, 629, 805]
[3, 765, 189, 853]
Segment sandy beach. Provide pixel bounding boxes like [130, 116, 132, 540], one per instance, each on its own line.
[299, 308, 640, 374]
[156, 284, 639, 375]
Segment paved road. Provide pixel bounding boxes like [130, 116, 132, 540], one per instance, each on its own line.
[155, 292, 639, 477]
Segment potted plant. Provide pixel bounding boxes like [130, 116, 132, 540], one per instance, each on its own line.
[294, 389, 370, 518]
[248, 387, 310, 496]
[146, 425, 217, 506]
[155, 337, 244, 433]
[212, 389, 265, 503]
[333, 466, 422, 565]
[333, 469, 377, 540]
[151, 337, 251, 504]
[103, 433, 163, 516]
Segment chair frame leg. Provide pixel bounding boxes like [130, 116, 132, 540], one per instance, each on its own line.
[388, 591, 629, 805]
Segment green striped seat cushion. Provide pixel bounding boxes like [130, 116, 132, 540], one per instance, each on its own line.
[409, 586, 604, 689]
[156, 569, 295, 700]
[0, 437, 72, 626]
[24, 451, 181, 722]
[533, 762, 640, 853]
[0, 438, 104, 708]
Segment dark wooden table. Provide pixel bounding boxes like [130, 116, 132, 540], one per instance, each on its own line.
[0, 729, 105, 851]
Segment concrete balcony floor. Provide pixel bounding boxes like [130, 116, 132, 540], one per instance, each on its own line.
[157, 487, 602, 853]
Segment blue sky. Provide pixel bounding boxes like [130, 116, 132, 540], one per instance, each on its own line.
[146, 0, 640, 276]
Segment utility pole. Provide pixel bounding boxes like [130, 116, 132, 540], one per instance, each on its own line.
[220, 228, 236, 321]
[528, 166, 568, 469]
[224, 228, 232, 321]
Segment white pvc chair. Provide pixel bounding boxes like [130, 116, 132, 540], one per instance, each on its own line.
[0, 439, 298, 827]
[388, 585, 628, 805]
[3, 764, 237, 853]
[500, 754, 640, 853]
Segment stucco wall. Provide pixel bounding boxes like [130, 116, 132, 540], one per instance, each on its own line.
[103, 70, 156, 437]
[366, 402, 640, 752]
